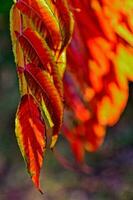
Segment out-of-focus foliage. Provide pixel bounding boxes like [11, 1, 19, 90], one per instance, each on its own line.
[64, 0, 133, 162]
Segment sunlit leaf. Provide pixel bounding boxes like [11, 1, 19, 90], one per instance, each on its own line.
[16, 0, 61, 49]
[15, 94, 46, 192]
[24, 64, 63, 148]
[16, 27, 64, 98]
[52, 0, 74, 54]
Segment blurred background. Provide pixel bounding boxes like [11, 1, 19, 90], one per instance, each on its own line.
[0, 1, 133, 199]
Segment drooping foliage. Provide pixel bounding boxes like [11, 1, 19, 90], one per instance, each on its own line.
[10, 0, 133, 191]
[10, 0, 74, 191]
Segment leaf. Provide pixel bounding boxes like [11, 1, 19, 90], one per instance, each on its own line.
[15, 28, 52, 72]
[16, 0, 61, 49]
[52, 0, 74, 54]
[23, 64, 63, 148]
[10, 0, 71, 190]
[16, 28, 64, 98]
[15, 94, 46, 192]
[10, 4, 24, 67]
[10, 5, 28, 95]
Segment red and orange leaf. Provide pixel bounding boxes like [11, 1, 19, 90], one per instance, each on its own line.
[16, 0, 61, 49]
[16, 28, 64, 98]
[52, 0, 74, 54]
[24, 64, 63, 148]
[15, 28, 52, 72]
[15, 94, 46, 192]
[10, 0, 72, 191]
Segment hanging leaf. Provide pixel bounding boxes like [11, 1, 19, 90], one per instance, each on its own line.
[16, 28, 64, 98]
[16, 0, 61, 49]
[10, 5, 28, 95]
[23, 64, 63, 148]
[52, 0, 74, 54]
[15, 28, 52, 72]
[10, 4, 22, 66]
[10, 0, 74, 192]
[15, 94, 46, 192]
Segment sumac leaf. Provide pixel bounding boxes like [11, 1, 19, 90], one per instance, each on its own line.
[52, 0, 74, 54]
[10, 5, 28, 95]
[16, 0, 61, 49]
[24, 64, 63, 148]
[16, 28, 64, 98]
[15, 28, 52, 72]
[15, 94, 46, 192]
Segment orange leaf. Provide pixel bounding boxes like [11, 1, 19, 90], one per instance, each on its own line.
[16, 0, 61, 49]
[16, 28, 64, 98]
[52, 0, 74, 54]
[15, 94, 46, 192]
[15, 28, 52, 72]
[24, 64, 63, 148]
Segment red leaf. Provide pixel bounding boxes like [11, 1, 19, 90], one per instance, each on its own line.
[16, 28, 64, 98]
[15, 94, 46, 192]
[15, 28, 52, 73]
[24, 64, 63, 148]
[16, 0, 61, 49]
[52, 0, 74, 54]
